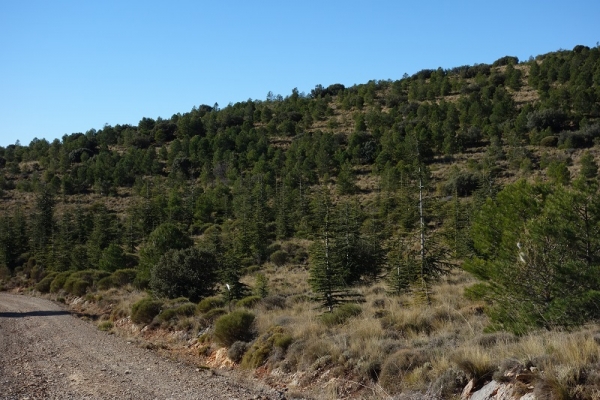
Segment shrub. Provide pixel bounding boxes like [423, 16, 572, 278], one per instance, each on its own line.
[156, 308, 177, 324]
[202, 308, 227, 322]
[131, 298, 163, 325]
[50, 272, 72, 293]
[273, 334, 293, 350]
[213, 310, 255, 347]
[320, 303, 362, 327]
[227, 341, 249, 363]
[270, 250, 288, 266]
[197, 296, 225, 313]
[175, 303, 196, 317]
[111, 269, 137, 286]
[62, 270, 109, 295]
[98, 243, 126, 272]
[540, 136, 559, 147]
[69, 279, 90, 296]
[150, 247, 219, 302]
[98, 321, 113, 331]
[240, 326, 287, 369]
[96, 276, 114, 291]
[237, 295, 261, 309]
[443, 170, 481, 197]
[35, 272, 58, 293]
[253, 273, 269, 298]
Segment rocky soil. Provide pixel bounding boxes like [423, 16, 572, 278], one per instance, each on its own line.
[0, 292, 287, 400]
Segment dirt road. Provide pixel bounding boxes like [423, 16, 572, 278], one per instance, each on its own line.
[0, 292, 284, 400]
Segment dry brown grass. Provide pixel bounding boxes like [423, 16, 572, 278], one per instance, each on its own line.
[36, 255, 600, 399]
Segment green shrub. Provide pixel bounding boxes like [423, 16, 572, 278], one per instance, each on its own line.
[35, 272, 58, 293]
[320, 303, 362, 327]
[96, 276, 114, 291]
[131, 298, 163, 324]
[197, 296, 226, 313]
[273, 333, 293, 350]
[175, 303, 196, 317]
[240, 326, 287, 369]
[50, 272, 72, 293]
[213, 310, 255, 347]
[156, 308, 177, 323]
[540, 135, 558, 147]
[150, 247, 219, 302]
[253, 273, 269, 298]
[98, 321, 113, 331]
[69, 279, 90, 296]
[237, 295, 261, 309]
[270, 250, 288, 266]
[111, 269, 137, 286]
[202, 308, 227, 322]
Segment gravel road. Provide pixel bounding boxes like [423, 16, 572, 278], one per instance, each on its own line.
[0, 292, 285, 400]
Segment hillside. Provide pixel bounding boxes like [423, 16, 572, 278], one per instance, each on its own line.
[2, 44, 600, 398]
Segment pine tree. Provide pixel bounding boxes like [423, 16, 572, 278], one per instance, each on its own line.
[386, 235, 418, 296]
[30, 186, 55, 266]
[308, 186, 361, 311]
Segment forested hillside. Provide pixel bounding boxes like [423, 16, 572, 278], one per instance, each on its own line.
[2, 44, 600, 398]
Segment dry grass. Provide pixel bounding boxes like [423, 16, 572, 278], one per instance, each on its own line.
[34, 246, 600, 399]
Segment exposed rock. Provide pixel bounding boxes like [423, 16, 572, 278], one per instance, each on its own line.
[462, 379, 536, 400]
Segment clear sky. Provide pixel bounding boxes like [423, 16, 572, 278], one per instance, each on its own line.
[0, 1, 598, 148]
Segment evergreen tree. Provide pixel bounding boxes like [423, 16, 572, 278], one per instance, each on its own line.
[30, 186, 55, 265]
[467, 181, 600, 332]
[137, 222, 193, 286]
[386, 235, 418, 295]
[0, 210, 28, 272]
[308, 186, 361, 311]
[336, 161, 358, 195]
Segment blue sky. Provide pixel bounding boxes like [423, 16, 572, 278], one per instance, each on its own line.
[1, 1, 598, 147]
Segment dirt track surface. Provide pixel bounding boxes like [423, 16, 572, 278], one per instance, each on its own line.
[0, 293, 284, 400]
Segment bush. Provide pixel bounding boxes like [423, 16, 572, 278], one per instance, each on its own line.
[62, 270, 110, 295]
[270, 250, 288, 266]
[202, 308, 227, 322]
[131, 298, 163, 325]
[237, 295, 261, 309]
[443, 170, 481, 197]
[175, 303, 196, 317]
[213, 310, 255, 347]
[320, 303, 362, 327]
[197, 296, 226, 313]
[96, 276, 114, 291]
[35, 272, 58, 293]
[150, 247, 219, 302]
[156, 308, 177, 323]
[50, 272, 72, 293]
[67, 279, 90, 296]
[98, 321, 113, 331]
[273, 333, 293, 350]
[227, 341, 249, 363]
[111, 269, 137, 286]
[240, 326, 287, 369]
[540, 136, 559, 147]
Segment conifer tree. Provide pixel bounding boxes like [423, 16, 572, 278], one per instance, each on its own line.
[308, 186, 361, 311]
[386, 235, 418, 296]
[30, 186, 55, 265]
